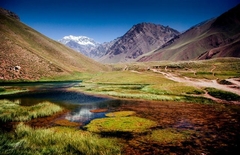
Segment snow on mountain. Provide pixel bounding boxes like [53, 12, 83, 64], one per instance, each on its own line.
[59, 35, 98, 46]
[59, 35, 114, 60]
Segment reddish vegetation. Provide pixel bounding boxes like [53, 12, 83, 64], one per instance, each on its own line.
[54, 119, 81, 127]
[116, 100, 240, 155]
[90, 108, 108, 113]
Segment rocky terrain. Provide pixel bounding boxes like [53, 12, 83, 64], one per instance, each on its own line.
[99, 23, 180, 63]
[138, 4, 240, 62]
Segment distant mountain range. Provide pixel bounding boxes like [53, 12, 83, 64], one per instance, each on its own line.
[59, 23, 180, 62]
[59, 35, 119, 60]
[60, 4, 240, 63]
[99, 23, 180, 63]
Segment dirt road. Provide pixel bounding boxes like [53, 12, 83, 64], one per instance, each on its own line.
[151, 69, 240, 103]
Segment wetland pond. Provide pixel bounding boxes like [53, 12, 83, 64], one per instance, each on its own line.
[1, 81, 240, 154]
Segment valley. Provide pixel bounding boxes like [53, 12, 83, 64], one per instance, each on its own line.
[1, 58, 240, 154]
[0, 4, 240, 155]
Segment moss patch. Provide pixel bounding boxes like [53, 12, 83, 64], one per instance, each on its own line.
[106, 111, 136, 117]
[86, 116, 157, 133]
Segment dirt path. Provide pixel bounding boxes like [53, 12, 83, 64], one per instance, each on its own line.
[151, 69, 240, 104]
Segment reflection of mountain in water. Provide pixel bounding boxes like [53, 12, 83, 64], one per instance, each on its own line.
[65, 99, 132, 125]
[65, 106, 106, 125]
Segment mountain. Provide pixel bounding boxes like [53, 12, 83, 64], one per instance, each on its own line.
[59, 35, 99, 57]
[99, 23, 180, 63]
[59, 35, 119, 60]
[0, 8, 108, 81]
[138, 4, 240, 62]
[89, 38, 120, 59]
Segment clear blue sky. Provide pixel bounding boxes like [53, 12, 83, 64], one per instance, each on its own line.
[1, 0, 239, 43]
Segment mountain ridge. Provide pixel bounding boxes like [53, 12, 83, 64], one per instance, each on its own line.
[99, 22, 180, 63]
[60, 23, 180, 63]
[138, 4, 240, 62]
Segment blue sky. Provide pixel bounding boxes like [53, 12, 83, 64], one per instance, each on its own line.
[1, 0, 239, 43]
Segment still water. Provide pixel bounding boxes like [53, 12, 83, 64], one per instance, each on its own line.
[0, 81, 124, 125]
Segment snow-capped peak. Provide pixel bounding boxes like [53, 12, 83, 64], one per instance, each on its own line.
[60, 35, 97, 46]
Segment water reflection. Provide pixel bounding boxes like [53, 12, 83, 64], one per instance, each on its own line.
[65, 106, 106, 125]
[65, 100, 129, 125]
[0, 82, 125, 125]
[0, 81, 81, 90]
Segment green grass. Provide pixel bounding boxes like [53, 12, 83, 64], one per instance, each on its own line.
[0, 123, 121, 155]
[0, 87, 5, 92]
[205, 88, 240, 101]
[68, 58, 240, 104]
[86, 115, 157, 133]
[0, 100, 63, 122]
[72, 71, 213, 104]
[0, 87, 28, 95]
[106, 111, 136, 117]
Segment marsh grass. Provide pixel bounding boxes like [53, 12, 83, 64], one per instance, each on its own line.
[106, 111, 136, 117]
[1, 123, 121, 155]
[0, 87, 5, 92]
[205, 88, 240, 101]
[0, 87, 27, 95]
[0, 100, 62, 122]
[74, 71, 212, 103]
[143, 84, 205, 95]
[86, 116, 157, 133]
[71, 58, 240, 104]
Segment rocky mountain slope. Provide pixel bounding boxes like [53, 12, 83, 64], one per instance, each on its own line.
[89, 38, 119, 60]
[138, 4, 240, 62]
[99, 23, 180, 63]
[0, 8, 108, 81]
[60, 23, 179, 63]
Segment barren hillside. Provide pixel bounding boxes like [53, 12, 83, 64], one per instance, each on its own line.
[0, 8, 109, 81]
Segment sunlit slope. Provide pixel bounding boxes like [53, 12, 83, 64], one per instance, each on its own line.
[0, 9, 109, 81]
[138, 4, 240, 62]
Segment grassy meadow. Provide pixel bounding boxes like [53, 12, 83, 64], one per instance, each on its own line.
[0, 58, 240, 154]
[71, 58, 240, 104]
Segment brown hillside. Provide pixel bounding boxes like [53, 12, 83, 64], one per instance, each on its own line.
[0, 8, 108, 81]
[138, 4, 240, 62]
